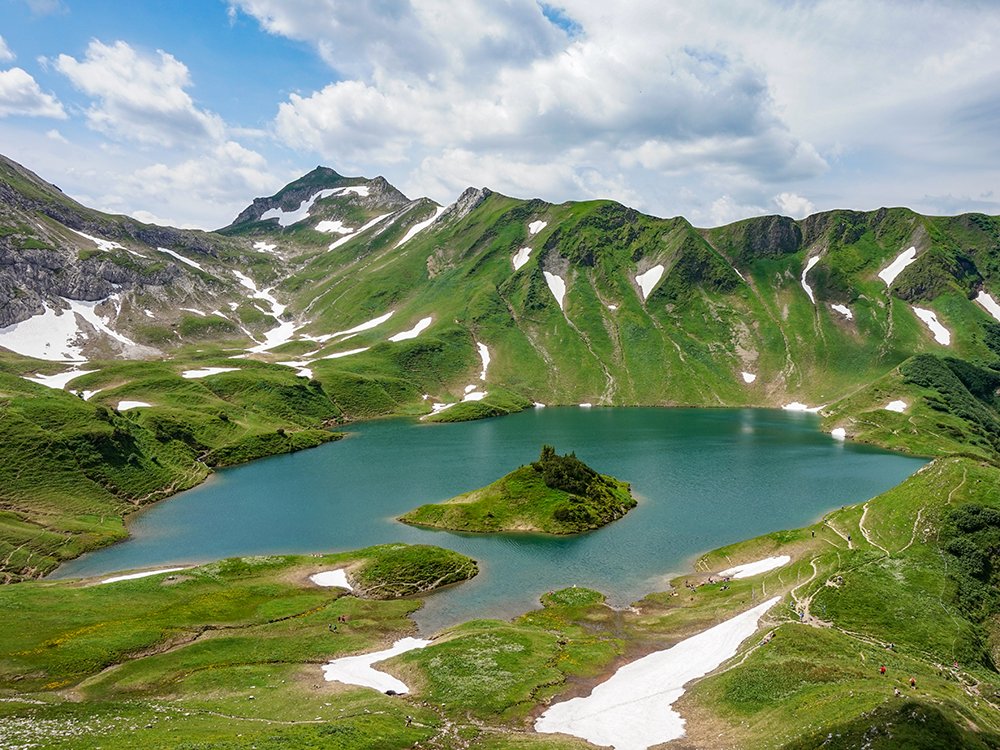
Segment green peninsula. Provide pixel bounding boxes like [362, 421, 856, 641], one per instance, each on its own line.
[399, 444, 635, 534]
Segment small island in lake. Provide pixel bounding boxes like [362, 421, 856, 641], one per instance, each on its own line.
[398, 445, 636, 534]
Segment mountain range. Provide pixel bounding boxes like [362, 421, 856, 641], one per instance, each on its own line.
[6, 151, 1000, 747]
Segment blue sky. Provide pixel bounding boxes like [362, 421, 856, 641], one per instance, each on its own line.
[2, 0, 1000, 230]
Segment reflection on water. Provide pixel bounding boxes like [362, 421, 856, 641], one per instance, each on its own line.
[53, 408, 926, 634]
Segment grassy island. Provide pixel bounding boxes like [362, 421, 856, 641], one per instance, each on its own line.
[398, 444, 635, 534]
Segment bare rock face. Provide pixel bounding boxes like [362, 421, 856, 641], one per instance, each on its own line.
[438, 187, 493, 226]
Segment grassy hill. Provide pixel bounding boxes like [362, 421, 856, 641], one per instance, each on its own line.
[398, 445, 635, 534]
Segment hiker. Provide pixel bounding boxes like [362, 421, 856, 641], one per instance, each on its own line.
[894, 688, 901, 697]
[880, 666, 886, 675]
[910, 677, 915, 688]
[812, 530, 815, 537]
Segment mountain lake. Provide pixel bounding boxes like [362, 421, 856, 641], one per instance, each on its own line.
[52, 407, 927, 634]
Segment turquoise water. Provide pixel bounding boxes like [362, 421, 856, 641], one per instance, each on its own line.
[53, 408, 926, 634]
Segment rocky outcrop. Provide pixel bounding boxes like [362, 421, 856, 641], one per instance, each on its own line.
[438, 187, 493, 226]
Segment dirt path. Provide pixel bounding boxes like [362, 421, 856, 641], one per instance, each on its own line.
[826, 522, 854, 549]
[789, 557, 830, 627]
[946, 468, 968, 505]
[898, 508, 925, 554]
[859, 502, 891, 557]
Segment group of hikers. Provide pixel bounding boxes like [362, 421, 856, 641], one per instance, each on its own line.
[879, 663, 917, 693]
[328, 614, 349, 631]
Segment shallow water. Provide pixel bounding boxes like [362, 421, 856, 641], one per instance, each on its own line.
[53, 407, 926, 634]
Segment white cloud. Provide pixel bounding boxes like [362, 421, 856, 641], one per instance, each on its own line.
[234, 0, 1000, 225]
[0, 67, 66, 119]
[54, 40, 225, 147]
[411, 148, 643, 208]
[0, 35, 15, 63]
[773, 192, 815, 219]
[129, 141, 285, 228]
[16, 0, 65, 15]
[253, 0, 833, 220]
[229, 0, 565, 80]
[710, 195, 768, 227]
[45, 128, 68, 143]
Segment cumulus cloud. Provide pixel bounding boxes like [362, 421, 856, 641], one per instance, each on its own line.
[0, 67, 66, 118]
[248, 0, 832, 220]
[54, 40, 225, 147]
[129, 141, 285, 228]
[0, 35, 15, 63]
[710, 196, 768, 227]
[228, 0, 565, 80]
[773, 192, 815, 219]
[227, 0, 1000, 224]
[411, 148, 643, 208]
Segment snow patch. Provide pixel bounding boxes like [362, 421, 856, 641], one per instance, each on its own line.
[322, 637, 429, 693]
[341, 185, 370, 197]
[831, 428, 847, 441]
[315, 220, 353, 234]
[158, 247, 204, 271]
[81, 389, 102, 401]
[719, 556, 791, 579]
[976, 291, 1000, 323]
[741, 372, 756, 384]
[253, 241, 278, 254]
[117, 400, 151, 410]
[261, 189, 340, 227]
[394, 206, 446, 248]
[913, 307, 951, 345]
[389, 316, 432, 342]
[329, 213, 390, 251]
[71, 229, 125, 253]
[180, 308, 205, 317]
[101, 568, 185, 584]
[309, 570, 352, 590]
[23, 368, 93, 390]
[0, 297, 135, 362]
[321, 347, 370, 359]
[276, 361, 313, 379]
[529, 220, 547, 235]
[782, 402, 823, 412]
[635, 265, 664, 301]
[879, 246, 917, 287]
[144, 309, 155, 318]
[477, 342, 490, 381]
[608, 304, 618, 311]
[322, 311, 395, 341]
[535, 598, 780, 750]
[232, 271, 303, 354]
[543, 271, 567, 310]
[512, 247, 532, 270]
[800, 256, 820, 305]
[831, 304, 853, 320]
[885, 400, 907, 413]
[181, 367, 239, 379]
[580, 403, 593, 408]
